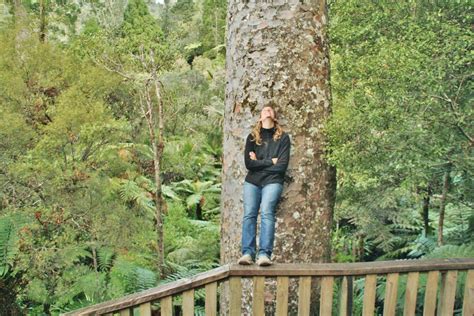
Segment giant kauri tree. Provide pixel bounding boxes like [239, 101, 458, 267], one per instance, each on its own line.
[220, 0, 336, 313]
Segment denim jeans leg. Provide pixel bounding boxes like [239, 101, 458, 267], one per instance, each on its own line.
[258, 183, 283, 258]
[242, 181, 261, 259]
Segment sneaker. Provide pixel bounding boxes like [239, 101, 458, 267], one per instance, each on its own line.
[256, 255, 272, 266]
[238, 254, 254, 265]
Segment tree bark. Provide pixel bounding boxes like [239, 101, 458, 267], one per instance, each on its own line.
[39, 0, 47, 42]
[438, 164, 451, 246]
[421, 184, 432, 237]
[221, 0, 336, 314]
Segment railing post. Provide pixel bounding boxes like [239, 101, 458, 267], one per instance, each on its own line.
[383, 273, 399, 316]
[423, 270, 439, 316]
[139, 302, 151, 316]
[276, 276, 289, 316]
[160, 296, 173, 316]
[320, 276, 334, 316]
[229, 276, 242, 316]
[182, 289, 195, 316]
[403, 272, 419, 316]
[253, 277, 265, 315]
[463, 269, 474, 316]
[205, 282, 217, 316]
[339, 276, 353, 316]
[362, 274, 377, 316]
[437, 271, 457, 316]
[298, 276, 311, 316]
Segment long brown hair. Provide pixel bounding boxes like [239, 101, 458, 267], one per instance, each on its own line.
[250, 106, 284, 145]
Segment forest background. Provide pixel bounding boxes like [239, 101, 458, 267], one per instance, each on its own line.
[0, 0, 472, 315]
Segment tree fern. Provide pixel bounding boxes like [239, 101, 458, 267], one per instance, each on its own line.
[0, 213, 30, 277]
[96, 247, 116, 272]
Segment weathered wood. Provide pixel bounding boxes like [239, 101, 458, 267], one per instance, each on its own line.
[339, 276, 353, 316]
[61, 265, 230, 315]
[139, 302, 151, 316]
[160, 296, 172, 316]
[276, 276, 289, 316]
[182, 289, 194, 316]
[61, 259, 474, 316]
[423, 271, 439, 316]
[253, 277, 265, 316]
[403, 272, 419, 316]
[229, 258, 474, 277]
[205, 282, 217, 316]
[119, 309, 131, 316]
[438, 271, 457, 316]
[383, 273, 399, 316]
[229, 277, 241, 316]
[463, 269, 474, 316]
[362, 274, 377, 316]
[320, 276, 334, 316]
[340, 277, 348, 316]
[298, 276, 311, 316]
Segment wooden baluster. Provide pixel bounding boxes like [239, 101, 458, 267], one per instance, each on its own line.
[276, 276, 289, 316]
[463, 269, 474, 316]
[423, 271, 439, 316]
[229, 277, 242, 316]
[340, 276, 348, 316]
[119, 308, 131, 316]
[253, 277, 265, 315]
[339, 276, 353, 316]
[298, 276, 311, 316]
[403, 272, 419, 316]
[161, 296, 173, 316]
[438, 271, 457, 316]
[205, 282, 217, 316]
[182, 289, 194, 316]
[363, 274, 377, 316]
[139, 302, 151, 316]
[320, 276, 334, 316]
[383, 273, 399, 316]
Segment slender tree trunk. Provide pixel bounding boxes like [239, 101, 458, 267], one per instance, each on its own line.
[438, 164, 451, 246]
[39, 0, 47, 42]
[422, 184, 432, 237]
[221, 0, 336, 314]
[140, 82, 165, 277]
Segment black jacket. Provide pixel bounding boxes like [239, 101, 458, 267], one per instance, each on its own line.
[244, 126, 291, 187]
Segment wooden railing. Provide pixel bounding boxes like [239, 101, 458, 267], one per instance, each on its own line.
[63, 258, 474, 316]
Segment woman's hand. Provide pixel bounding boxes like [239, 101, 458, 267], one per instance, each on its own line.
[249, 152, 277, 164]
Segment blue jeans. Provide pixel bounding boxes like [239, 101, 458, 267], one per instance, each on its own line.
[242, 181, 284, 259]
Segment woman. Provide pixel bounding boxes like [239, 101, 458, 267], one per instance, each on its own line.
[238, 105, 291, 266]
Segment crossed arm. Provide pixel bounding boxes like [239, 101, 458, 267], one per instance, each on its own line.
[244, 134, 291, 174]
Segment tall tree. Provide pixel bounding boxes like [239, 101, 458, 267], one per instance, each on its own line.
[220, 0, 336, 313]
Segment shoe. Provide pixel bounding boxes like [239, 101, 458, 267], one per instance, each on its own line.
[238, 254, 254, 265]
[256, 255, 272, 266]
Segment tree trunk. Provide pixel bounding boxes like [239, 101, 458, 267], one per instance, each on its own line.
[438, 164, 451, 246]
[140, 82, 165, 277]
[39, 0, 47, 42]
[421, 184, 432, 237]
[220, 0, 336, 314]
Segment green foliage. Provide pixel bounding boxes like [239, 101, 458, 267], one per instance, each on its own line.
[109, 257, 157, 294]
[120, 0, 172, 69]
[328, 0, 473, 262]
[0, 213, 30, 277]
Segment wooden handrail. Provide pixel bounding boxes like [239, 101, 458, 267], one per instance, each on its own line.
[62, 258, 474, 316]
[63, 265, 231, 315]
[229, 258, 474, 276]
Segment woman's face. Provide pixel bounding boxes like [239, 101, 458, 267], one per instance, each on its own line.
[260, 106, 276, 121]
